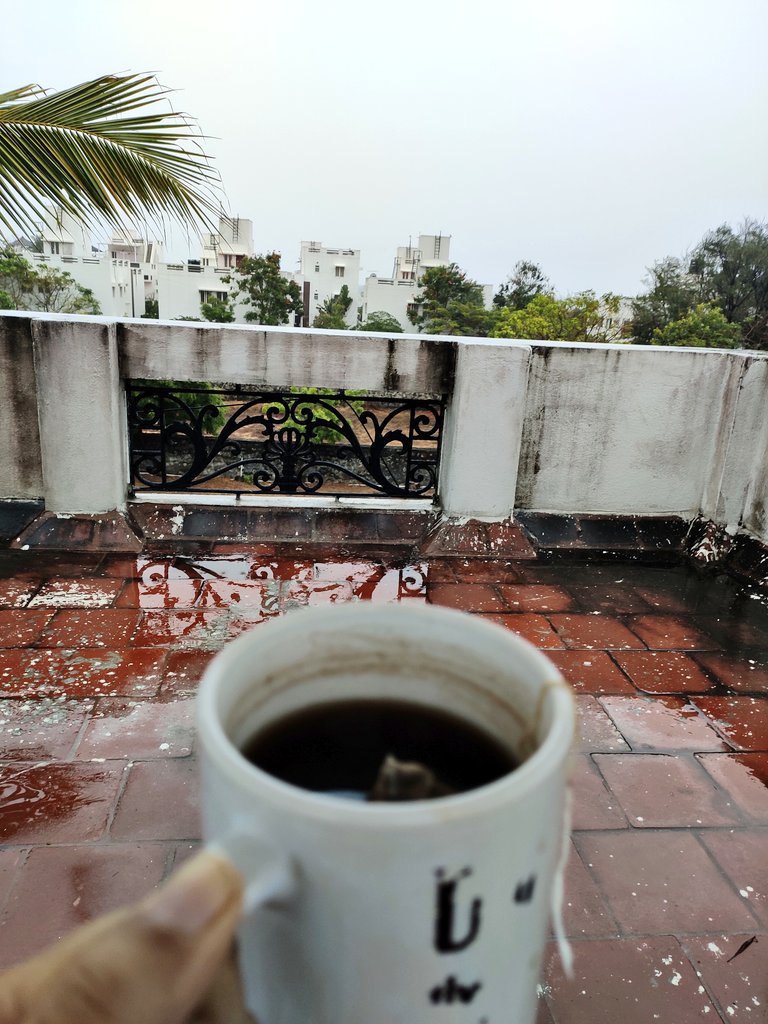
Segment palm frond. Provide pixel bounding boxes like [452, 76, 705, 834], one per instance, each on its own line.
[0, 73, 222, 239]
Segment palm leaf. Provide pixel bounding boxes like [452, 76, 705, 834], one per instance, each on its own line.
[0, 73, 222, 239]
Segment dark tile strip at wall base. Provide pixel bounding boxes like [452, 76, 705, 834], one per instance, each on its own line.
[0, 500, 766, 590]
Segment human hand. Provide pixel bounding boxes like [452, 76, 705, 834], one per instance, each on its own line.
[0, 850, 254, 1024]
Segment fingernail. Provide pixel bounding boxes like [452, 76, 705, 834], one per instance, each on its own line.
[143, 851, 243, 935]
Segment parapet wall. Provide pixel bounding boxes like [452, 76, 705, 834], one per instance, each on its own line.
[1, 312, 766, 546]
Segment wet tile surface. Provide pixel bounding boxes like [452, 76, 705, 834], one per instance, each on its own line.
[599, 695, 729, 751]
[612, 650, 717, 693]
[0, 549, 765, 1023]
[541, 937, 720, 1022]
[679, 933, 768, 1021]
[547, 650, 637, 694]
[548, 614, 647, 650]
[593, 753, 743, 827]
[0, 843, 168, 966]
[573, 831, 759, 933]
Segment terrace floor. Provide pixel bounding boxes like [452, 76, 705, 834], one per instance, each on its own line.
[0, 540, 765, 1022]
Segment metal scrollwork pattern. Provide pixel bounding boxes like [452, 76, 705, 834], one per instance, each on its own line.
[127, 384, 445, 499]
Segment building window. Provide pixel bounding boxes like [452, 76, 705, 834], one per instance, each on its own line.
[313, 291, 318, 300]
[50, 242, 60, 255]
[401, 271, 415, 281]
[335, 266, 345, 278]
[315, 263, 320, 273]
[406, 302, 419, 317]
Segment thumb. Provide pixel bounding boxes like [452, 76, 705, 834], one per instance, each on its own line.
[0, 850, 244, 1024]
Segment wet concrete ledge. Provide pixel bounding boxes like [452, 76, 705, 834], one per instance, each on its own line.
[1, 501, 766, 589]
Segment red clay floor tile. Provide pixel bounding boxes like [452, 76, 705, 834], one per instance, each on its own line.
[452, 557, 526, 583]
[612, 650, 716, 694]
[75, 698, 195, 760]
[115, 577, 203, 609]
[558, 841, 620, 938]
[0, 648, 166, 698]
[566, 583, 652, 614]
[548, 614, 647, 650]
[0, 609, 54, 647]
[0, 849, 23, 915]
[38, 609, 141, 648]
[160, 649, 216, 697]
[631, 584, 692, 613]
[540, 936, 720, 1023]
[576, 696, 630, 753]
[0, 762, 125, 843]
[480, 613, 565, 648]
[496, 584, 574, 613]
[626, 614, 720, 651]
[352, 566, 428, 604]
[110, 758, 200, 841]
[592, 753, 743, 827]
[427, 582, 506, 612]
[199, 579, 280, 612]
[693, 651, 768, 694]
[313, 560, 382, 584]
[131, 610, 231, 649]
[692, 696, 768, 750]
[698, 829, 768, 928]
[0, 578, 40, 608]
[679, 934, 768, 1023]
[0, 843, 168, 967]
[573, 830, 759, 934]
[569, 754, 629, 830]
[696, 753, 768, 824]
[0, 698, 93, 760]
[547, 651, 636, 695]
[281, 581, 354, 608]
[599, 695, 728, 752]
[28, 576, 122, 608]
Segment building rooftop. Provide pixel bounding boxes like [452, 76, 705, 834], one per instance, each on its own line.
[0, 537, 765, 1022]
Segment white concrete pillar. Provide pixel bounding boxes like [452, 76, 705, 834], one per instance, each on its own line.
[439, 340, 531, 519]
[31, 317, 127, 512]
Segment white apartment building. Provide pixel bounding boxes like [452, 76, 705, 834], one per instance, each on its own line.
[16, 214, 491, 331]
[24, 210, 159, 318]
[363, 233, 453, 330]
[295, 241, 361, 327]
[156, 215, 256, 320]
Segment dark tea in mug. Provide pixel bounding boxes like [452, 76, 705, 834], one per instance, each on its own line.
[241, 698, 519, 801]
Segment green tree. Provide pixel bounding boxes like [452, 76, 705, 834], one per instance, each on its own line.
[0, 74, 220, 240]
[141, 298, 159, 319]
[224, 253, 303, 326]
[423, 301, 496, 337]
[312, 284, 353, 329]
[631, 221, 768, 349]
[687, 221, 768, 347]
[408, 263, 488, 335]
[630, 257, 698, 344]
[650, 304, 742, 349]
[494, 261, 549, 309]
[201, 295, 235, 323]
[354, 311, 404, 333]
[491, 292, 623, 343]
[0, 246, 101, 313]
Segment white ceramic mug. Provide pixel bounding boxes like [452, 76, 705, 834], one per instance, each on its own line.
[197, 603, 575, 1024]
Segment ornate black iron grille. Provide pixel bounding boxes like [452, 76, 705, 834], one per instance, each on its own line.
[127, 383, 445, 499]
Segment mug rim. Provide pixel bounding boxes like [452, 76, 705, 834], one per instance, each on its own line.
[197, 603, 575, 828]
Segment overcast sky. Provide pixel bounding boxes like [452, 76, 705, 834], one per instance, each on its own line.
[5, 0, 767, 296]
